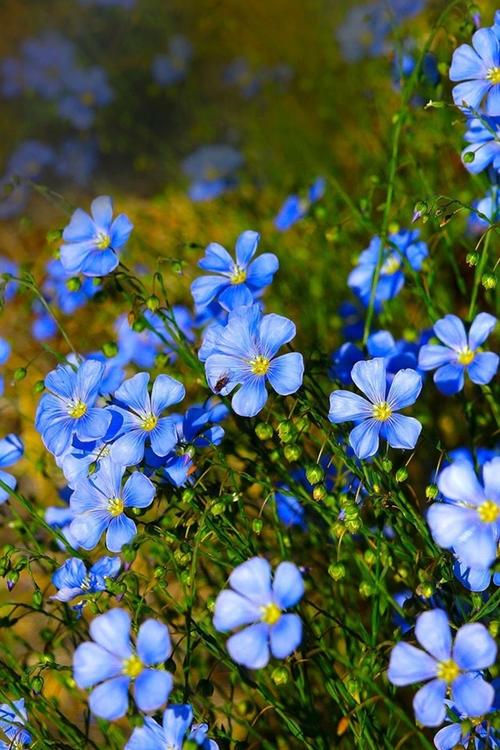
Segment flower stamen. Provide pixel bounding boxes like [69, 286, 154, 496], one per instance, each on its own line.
[250, 355, 270, 376]
[486, 67, 500, 85]
[261, 602, 282, 625]
[478, 500, 500, 524]
[107, 496, 124, 517]
[372, 401, 392, 421]
[68, 400, 88, 419]
[95, 231, 111, 250]
[436, 658, 460, 683]
[231, 265, 247, 285]
[122, 654, 143, 679]
[457, 347, 475, 366]
[142, 413, 158, 432]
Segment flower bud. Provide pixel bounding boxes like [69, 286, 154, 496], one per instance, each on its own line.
[466, 252, 479, 266]
[482, 273, 496, 290]
[252, 518, 263, 535]
[395, 467, 408, 483]
[425, 484, 438, 500]
[463, 151, 475, 164]
[271, 666, 288, 685]
[13, 367, 27, 381]
[305, 465, 325, 485]
[255, 423, 273, 440]
[66, 277, 81, 292]
[33, 380, 45, 394]
[146, 294, 160, 311]
[102, 341, 118, 358]
[328, 563, 345, 581]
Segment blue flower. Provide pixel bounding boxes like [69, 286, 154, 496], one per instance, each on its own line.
[434, 708, 500, 750]
[191, 230, 278, 311]
[51, 556, 121, 602]
[125, 704, 219, 750]
[21, 32, 76, 99]
[181, 145, 243, 202]
[42, 259, 101, 315]
[427, 458, 500, 571]
[45, 496, 80, 549]
[223, 58, 261, 98]
[453, 558, 500, 593]
[329, 358, 422, 460]
[35, 359, 111, 457]
[157, 401, 228, 488]
[73, 608, 173, 720]
[0, 337, 11, 396]
[0, 257, 19, 301]
[418, 313, 498, 395]
[462, 116, 500, 174]
[274, 487, 307, 529]
[60, 196, 133, 277]
[274, 177, 326, 231]
[213, 557, 304, 669]
[388, 608, 497, 726]
[152, 36, 193, 85]
[450, 27, 500, 115]
[108, 373, 185, 466]
[348, 229, 428, 311]
[54, 139, 98, 186]
[0, 434, 23, 504]
[204, 304, 304, 418]
[69, 461, 155, 552]
[0, 699, 31, 749]
[58, 66, 113, 129]
[468, 187, 500, 234]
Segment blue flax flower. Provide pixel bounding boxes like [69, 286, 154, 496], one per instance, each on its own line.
[274, 177, 326, 231]
[427, 457, 500, 571]
[0, 434, 22, 504]
[388, 609, 497, 726]
[58, 66, 112, 129]
[329, 358, 422, 460]
[152, 36, 193, 86]
[182, 145, 243, 202]
[35, 359, 111, 457]
[73, 608, 173, 720]
[453, 558, 500, 593]
[213, 557, 304, 669]
[348, 229, 428, 311]
[204, 304, 304, 418]
[434, 708, 499, 749]
[60, 196, 133, 277]
[462, 116, 500, 174]
[51, 556, 121, 602]
[125, 704, 219, 750]
[0, 699, 31, 748]
[108, 373, 185, 466]
[191, 230, 278, 311]
[418, 313, 498, 395]
[69, 461, 155, 552]
[449, 27, 500, 115]
[469, 187, 500, 233]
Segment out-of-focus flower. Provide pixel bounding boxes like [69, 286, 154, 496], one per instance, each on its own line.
[152, 36, 192, 85]
[182, 145, 243, 201]
[0, 434, 23, 504]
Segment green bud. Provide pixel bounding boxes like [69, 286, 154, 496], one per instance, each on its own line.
[271, 666, 289, 685]
[463, 151, 475, 164]
[31, 676, 44, 694]
[146, 294, 160, 311]
[395, 467, 408, 483]
[345, 518, 361, 533]
[488, 620, 499, 638]
[364, 550, 376, 566]
[305, 465, 325, 485]
[46, 229, 63, 243]
[255, 423, 273, 440]
[182, 488, 196, 504]
[284, 444, 302, 462]
[121, 546, 136, 563]
[331, 522, 345, 538]
[425, 484, 438, 500]
[92, 276, 102, 286]
[294, 416, 309, 432]
[32, 589, 43, 608]
[328, 563, 345, 581]
[359, 582, 373, 597]
[269, 449, 281, 463]
[416, 582, 434, 598]
[252, 518, 263, 535]
[132, 318, 146, 333]
[33, 380, 45, 394]
[102, 341, 118, 358]
[14, 367, 27, 381]
[313, 485, 326, 501]
[381, 458, 392, 472]
[66, 277, 81, 292]
[482, 273, 496, 290]
[211, 501, 225, 516]
[466, 252, 479, 266]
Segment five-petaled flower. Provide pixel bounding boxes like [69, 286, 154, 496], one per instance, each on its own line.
[60, 195, 133, 277]
[108, 372, 185, 466]
[418, 313, 498, 395]
[69, 461, 155, 552]
[329, 358, 422, 460]
[213, 557, 304, 669]
[51, 556, 121, 602]
[0, 434, 23, 504]
[73, 608, 173, 720]
[427, 457, 500, 571]
[191, 230, 279, 311]
[125, 704, 219, 750]
[35, 359, 111, 457]
[204, 304, 304, 418]
[0, 699, 31, 749]
[388, 609, 496, 726]
[449, 26, 500, 115]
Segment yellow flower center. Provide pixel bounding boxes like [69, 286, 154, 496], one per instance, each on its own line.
[487, 67, 500, 85]
[261, 602, 282, 625]
[80, 91, 95, 106]
[456, 348, 475, 366]
[95, 231, 111, 250]
[107, 496, 124, 517]
[436, 658, 460, 684]
[68, 400, 87, 419]
[372, 401, 392, 421]
[122, 654, 143, 679]
[250, 355, 270, 376]
[142, 413, 158, 432]
[204, 166, 220, 181]
[381, 256, 401, 275]
[478, 500, 500, 524]
[231, 266, 247, 285]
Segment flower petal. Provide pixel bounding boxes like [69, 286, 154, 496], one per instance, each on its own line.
[426, 503, 477, 550]
[91, 195, 113, 228]
[258, 314, 296, 358]
[351, 358, 387, 404]
[433, 723, 463, 750]
[231, 378, 268, 417]
[413, 679, 446, 727]
[235, 230, 260, 267]
[452, 673, 495, 718]
[227, 623, 270, 669]
[151, 374, 185, 414]
[213, 590, 261, 631]
[114, 372, 150, 416]
[88, 676, 130, 720]
[269, 614, 302, 658]
[191, 275, 229, 308]
[418, 345, 453, 371]
[73, 642, 122, 688]
[70, 511, 109, 550]
[468, 312, 497, 350]
[453, 623, 497, 670]
[387, 642, 437, 686]
[449, 42, 487, 81]
[123, 471, 155, 509]
[246, 253, 279, 289]
[134, 669, 173, 712]
[137, 620, 172, 665]
[272, 562, 304, 609]
[125, 717, 165, 750]
[150, 417, 178, 457]
[198, 242, 234, 272]
[468, 352, 499, 385]
[267, 353, 304, 396]
[386, 369, 422, 410]
[437, 462, 485, 506]
[434, 363, 465, 395]
[328, 391, 373, 423]
[89, 608, 132, 658]
[110, 430, 147, 466]
[434, 315, 467, 352]
[229, 557, 272, 603]
[383, 414, 422, 450]
[106, 514, 137, 552]
[349, 419, 381, 460]
[415, 610, 451, 661]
